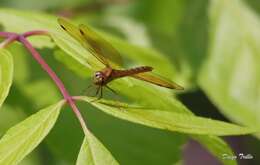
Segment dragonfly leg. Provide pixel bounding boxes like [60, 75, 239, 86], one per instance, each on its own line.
[105, 85, 118, 95]
[104, 85, 125, 111]
[95, 86, 101, 96]
[81, 84, 94, 96]
[98, 87, 103, 100]
[90, 86, 102, 102]
[105, 85, 122, 102]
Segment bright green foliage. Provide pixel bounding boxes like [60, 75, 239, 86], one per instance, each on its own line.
[0, 9, 56, 48]
[77, 129, 119, 165]
[199, 0, 260, 138]
[78, 96, 255, 136]
[0, 49, 13, 108]
[54, 49, 92, 78]
[0, 100, 65, 165]
[0, 3, 259, 164]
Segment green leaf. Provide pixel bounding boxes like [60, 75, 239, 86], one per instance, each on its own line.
[0, 100, 65, 165]
[0, 49, 13, 108]
[77, 97, 255, 136]
[79, 98, 239, 165]
[0, 8, 56, 48]
[77, 129, 119, 165]
[54, 49, 92, 78]
[199, 0, 260, 137]
[0, 105, 26, 137]
[83, 104, 186, 165]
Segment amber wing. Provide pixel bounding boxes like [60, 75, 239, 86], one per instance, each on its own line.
[78, 24, 123, 68]
[58, 18, 123, 68]
[131, 72, 184, 90]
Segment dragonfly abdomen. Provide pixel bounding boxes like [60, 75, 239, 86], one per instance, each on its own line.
[111, 66, 153, 79]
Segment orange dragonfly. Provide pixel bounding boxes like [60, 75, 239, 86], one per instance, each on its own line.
[58, 18, 184, 99]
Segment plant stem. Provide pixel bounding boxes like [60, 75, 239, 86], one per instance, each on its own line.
[18, 35, 89, 135]
[0, 34, 19, 48]
[0, 31, 15, 38]
[0, 30, 89, 134]
[22, 30, 49, 37]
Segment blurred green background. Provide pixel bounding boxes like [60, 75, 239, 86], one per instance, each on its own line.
[0, 0, 260, 165]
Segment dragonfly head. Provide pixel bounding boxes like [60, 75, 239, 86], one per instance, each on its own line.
[93, 71, 105, 85]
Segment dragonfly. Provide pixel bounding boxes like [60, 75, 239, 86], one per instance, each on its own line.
[58, 18, 184, 99]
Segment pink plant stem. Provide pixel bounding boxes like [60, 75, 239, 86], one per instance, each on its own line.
[18, 35, 89, 134]
[22, 30, 49, 37]
[0, 31, 15, 38]
[0, 34, 19, 48]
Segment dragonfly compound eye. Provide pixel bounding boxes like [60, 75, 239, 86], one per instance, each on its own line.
[95, 72, 102, 79]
